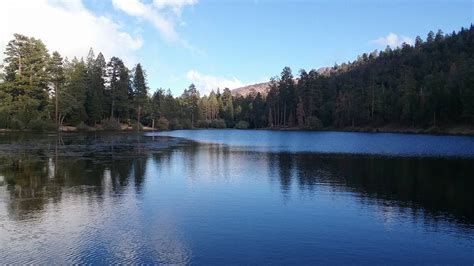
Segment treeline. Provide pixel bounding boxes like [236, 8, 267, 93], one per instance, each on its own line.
[1, 25, 473, 132]
[146, 25, 474, 131]
[0, 34, 149, 131]
[265, 25, 474, 130]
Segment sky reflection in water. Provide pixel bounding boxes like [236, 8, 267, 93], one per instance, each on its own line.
[0, 131, 473, 264]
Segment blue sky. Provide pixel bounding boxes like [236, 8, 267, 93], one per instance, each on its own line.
[1, 0, 473, 95]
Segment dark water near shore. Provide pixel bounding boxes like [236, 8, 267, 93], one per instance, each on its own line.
[0, 130, 473, 264]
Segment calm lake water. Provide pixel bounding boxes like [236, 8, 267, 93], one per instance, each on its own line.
[0, 130, 473, 264]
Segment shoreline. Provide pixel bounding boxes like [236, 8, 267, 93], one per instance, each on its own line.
[1, 125, 474, 137]
[268, 125, 474, 137]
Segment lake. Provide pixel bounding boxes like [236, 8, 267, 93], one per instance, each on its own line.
[0, 130, 473, 264]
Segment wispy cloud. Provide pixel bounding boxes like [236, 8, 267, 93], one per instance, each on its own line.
[112, 0, 197, 51]
[371, 33, 414, 48]
[186, 70, 246, 95]
[154, 0, 198, 15]
[0, 0, 142, 65]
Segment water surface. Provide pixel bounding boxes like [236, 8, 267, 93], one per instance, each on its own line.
[0, 131, 473, 264]
[152, 129, 474, 157]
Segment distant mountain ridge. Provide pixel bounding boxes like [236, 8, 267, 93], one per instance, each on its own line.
[231, 67, 332, 97]
[231, 81, 271, 96]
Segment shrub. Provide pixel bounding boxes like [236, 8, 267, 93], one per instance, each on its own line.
[76, 122, 94, 132]
[426, 126, 440, 134]
[132, 122, 143, 131]
[226, 120, 235, 128]
[27, 119, 56, 132]
[0, 111, 8, 129]
[234, 120, 249, 129]
[211, 119, 226, 129]
[101, 118, 122, 131]
[181, 118, 192, 129]
[305, 116, 322, 130]
[156, 117, 169, 131]
[10, 118, 26, 130]
[197, 119, 211, 128]
[169, 118, 182, 130]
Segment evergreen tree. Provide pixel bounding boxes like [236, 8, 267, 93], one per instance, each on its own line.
[48, 51, 65, 127]
[132, 63, 148, 126]
[85, 52, 106, 124]
[278, 67, 296, 126]
[107, 57, 130, 121]
[181, 84, 200, 127]
[63, 58, 88, 124]
[208, 91, 219, 120]
[4, 34, 50, 108]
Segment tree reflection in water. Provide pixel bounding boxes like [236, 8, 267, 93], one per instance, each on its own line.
[0, 133, 472, 226]
[0, 132, 473, 264]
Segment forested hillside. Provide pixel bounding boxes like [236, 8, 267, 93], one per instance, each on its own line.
[0, 26, 473, 132]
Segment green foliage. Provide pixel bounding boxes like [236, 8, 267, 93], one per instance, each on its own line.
[197, 119, 211, 128]
[181, 84, 200, 127]
[169, 118, 182, 130]
[76, 122, 94, 132]
[132, 122, 143, 131]
[1, 26, 474, 132]
[132, 63, 148, 125]
[181, 118, 193, 129]
[10, 118, 26, 130]
[100, 118, 121, 131]
[235, 120, 249, 129]
[156, 117, 169, 131]
[133, 64, 148, 107]
[305, 116, 323, 130]
[211, 119, 226, 129]
[4, 34, 50, 108]
[107, 57, 131, 120]
[27, 119, 56, 132]
[63, 58, 88, 124]
[85, 50, 106, 124]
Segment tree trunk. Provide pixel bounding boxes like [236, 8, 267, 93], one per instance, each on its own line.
[60, 115, 65, 126]
[371, 87, 375, 120]
[137, 105, 141, 130]
[276, 104, 279, 127]
[55, 83, 59, 129]
[268, 108, 273, 128]
[111, 98, 115, 119]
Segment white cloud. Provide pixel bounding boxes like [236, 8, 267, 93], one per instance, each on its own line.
[0, 0, 143, 65]
[371, 33, 414, 48]
[186, 70, 245, 95]
[154, 0, 198, 15]
[112, 0, 197, 43]
[112, 0, 177, 41]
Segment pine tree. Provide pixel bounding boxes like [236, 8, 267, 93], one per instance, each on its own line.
[296, 97, 305, 127]
[132, 63, 148, 127]
[107, 57, 130, 120]
[278, 67, 296, 126]
[48, 51, 64, 127]
[85, 52, 106, 124]
[208, 91, 219, 119]
[63, 58, 88, 124]
[4, 34, 50, 108]
[181, 84, 200, 127]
